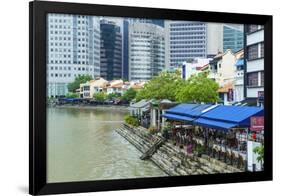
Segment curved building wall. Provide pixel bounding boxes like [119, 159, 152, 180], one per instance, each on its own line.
[128, 23, 165, 81]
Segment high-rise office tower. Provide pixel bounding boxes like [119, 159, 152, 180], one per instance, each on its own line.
[223, 24, 243, 52]
[47, 14, 100, 97]
[128, 23, 165, 81]
[165, 21, 208, 67]
[122, 18, 164, 80]
[100, 19, 122, 80]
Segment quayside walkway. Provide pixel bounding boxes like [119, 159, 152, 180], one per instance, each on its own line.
[115, 124, 242, 176]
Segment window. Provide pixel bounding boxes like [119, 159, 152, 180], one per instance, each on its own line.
[261, 71, 264, 86]
[247, 72, 259, 86]
[260, 42, 264, 58]
[247, 44, 259, 60]
[83, 86, 90, 91]
[247, 25, 258, 34]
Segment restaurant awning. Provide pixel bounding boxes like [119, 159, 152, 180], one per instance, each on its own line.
[129, 99, 151, 108]
[162, 103, 264, 130]
[194, 105, 264, 130]
[165, 103, 212, 117]
[161, 113, 194, 122]
[194, 118, 237, 130]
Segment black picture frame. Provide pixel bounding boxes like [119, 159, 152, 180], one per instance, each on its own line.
[29, 1, 273, 195]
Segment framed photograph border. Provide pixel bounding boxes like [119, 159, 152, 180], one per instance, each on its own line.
[29, 1, 273, 195]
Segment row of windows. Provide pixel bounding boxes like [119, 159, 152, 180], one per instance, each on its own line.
[224, 42, 243, 46]
[171, 45, 205, 49]
[50, 54, 72, 58]
[170, 27, 205, 31]
[50, 53, 90, 59]
[247, 42, 264, 60]
[49, 41, 71, 46]
[246, 25, 263, 34]
[48, 60, 94, 65]
[247, 71, 264, 87]
[170, 49, 205, 54]
[50, 42, 72, 47]
[130, 35, 164, 39]
[170, 54, 205, 58]
[49, 18, 72, 23]
[170, 23, 205, 27]
[49, 73, 72, 77]
[49, 73, 93, 78]
[170, 41, 206, 45]
[170, 31, 205, 36]
[49, 66, 93, 71]
[170, 36, 206, 40]
[49, 25, 72, 30]
[49, 36, 72, 41]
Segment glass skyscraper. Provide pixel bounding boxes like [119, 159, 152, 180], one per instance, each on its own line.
[100, 19, 122, 80]
[223, 24, 243, 52]
[128, 23, 165, 81]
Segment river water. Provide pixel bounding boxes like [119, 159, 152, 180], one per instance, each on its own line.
[47, 107, 167, 183]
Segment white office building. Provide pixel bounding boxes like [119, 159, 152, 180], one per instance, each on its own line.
[181, 58, 211, 80]
[47, 14, 101, 97]
[165, 21, 223, 68]
[128, 23, 165, 81]
[245, 24, 264, 106]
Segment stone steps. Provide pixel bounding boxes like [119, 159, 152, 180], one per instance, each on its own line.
[115, 124, 243, 176]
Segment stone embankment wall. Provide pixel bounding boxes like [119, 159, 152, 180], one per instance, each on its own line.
[115, 124, 242, 176]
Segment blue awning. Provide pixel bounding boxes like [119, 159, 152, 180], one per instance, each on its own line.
[166, 103, 199, 116]
[194, 118, 237, 130]
[235, 59, 244, 66]
[161, 113, 194, 122]
[199, 105, 264, 128]
[162, 103, 264, 130]
[165, 103, 213, 117]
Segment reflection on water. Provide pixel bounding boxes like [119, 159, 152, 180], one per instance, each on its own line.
[47, 107, 167, 183]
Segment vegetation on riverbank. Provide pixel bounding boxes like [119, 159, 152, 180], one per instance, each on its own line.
[124, 115, 139, 126]
[135, 71, 219, 103]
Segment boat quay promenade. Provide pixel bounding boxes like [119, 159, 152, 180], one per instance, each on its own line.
[52, 104, 129, 111]
[115, 123, 242, 176]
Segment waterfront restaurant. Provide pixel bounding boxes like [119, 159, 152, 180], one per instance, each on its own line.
[161, 104, 264, 171]
[129, 99, 152, 128]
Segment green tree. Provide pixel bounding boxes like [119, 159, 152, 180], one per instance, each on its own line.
[107, 92, 121, 100]
[135, 70, 184, 101]
[176, 73, 219, 103]
[67, 75, 93, 93]
[65, 92, 79, 98]
[121, 88, 137, 102]
[93, 92, 106, 102]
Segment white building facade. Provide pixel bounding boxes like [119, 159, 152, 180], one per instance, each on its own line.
[128, 23, 165, 81]
[245, 25, 264, 106]
[181, 58, 211, 80]
[47, 14, 101, 97]
[165, 21, 223, 68]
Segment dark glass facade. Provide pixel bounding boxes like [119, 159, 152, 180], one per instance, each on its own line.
[223, 25, 243, 52]
[100, 20, 122, 80]
[122, 20, 129, 80]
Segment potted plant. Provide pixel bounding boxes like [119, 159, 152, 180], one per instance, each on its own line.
[253, 145, 264, 170]
[195, 144, 205, 157]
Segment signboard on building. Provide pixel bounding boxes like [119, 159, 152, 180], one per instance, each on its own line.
[258, 91, 264, 102]
[250, 116, 264, 131]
